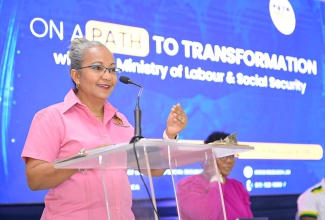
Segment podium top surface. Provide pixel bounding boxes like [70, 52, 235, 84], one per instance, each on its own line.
[54, 138, 254, 169]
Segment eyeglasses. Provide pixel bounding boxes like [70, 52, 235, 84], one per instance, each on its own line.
[78, 65, 122, 75]
[218, 155, 235, 162]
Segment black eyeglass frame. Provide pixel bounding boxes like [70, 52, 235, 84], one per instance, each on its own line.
[218, 155, 236, 162]
[77, 65, 122, 74]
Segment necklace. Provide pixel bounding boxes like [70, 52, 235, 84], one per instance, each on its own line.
[95, 115, 103, 117]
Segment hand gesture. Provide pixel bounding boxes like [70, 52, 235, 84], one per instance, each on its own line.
[165, 103, 188, 139]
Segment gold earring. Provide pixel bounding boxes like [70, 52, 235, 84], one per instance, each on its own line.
[76, 84, 79, 90]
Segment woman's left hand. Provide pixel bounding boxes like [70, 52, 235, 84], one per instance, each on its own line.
[165, 103, 188, 139]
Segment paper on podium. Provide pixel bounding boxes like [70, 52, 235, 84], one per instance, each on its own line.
[54, 138, 254, 170]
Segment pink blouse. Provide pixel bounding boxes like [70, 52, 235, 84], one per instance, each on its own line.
[177, 174, 253, 220]
[22, 89, 135, 220]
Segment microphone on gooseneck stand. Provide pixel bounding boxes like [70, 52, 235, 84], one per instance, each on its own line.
[119, 76, 144, 143]
[119, 75, 160, 219]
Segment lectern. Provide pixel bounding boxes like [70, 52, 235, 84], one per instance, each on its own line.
[54, 138, 253, 220]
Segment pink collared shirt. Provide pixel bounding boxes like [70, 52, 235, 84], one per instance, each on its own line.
[177, 174, 253, 220]
[22, 89, 135, 220]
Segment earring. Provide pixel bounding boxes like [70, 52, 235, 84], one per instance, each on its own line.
[76, 84, 79, 90]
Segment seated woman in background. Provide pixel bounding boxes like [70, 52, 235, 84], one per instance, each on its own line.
[176, 131, 253, 220]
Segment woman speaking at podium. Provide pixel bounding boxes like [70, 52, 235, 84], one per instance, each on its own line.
[21, 38, 187, 220]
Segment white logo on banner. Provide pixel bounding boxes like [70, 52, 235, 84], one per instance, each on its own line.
[269, 0, 296, 35]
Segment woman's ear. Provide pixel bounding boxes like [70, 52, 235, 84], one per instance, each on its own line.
[70, 69, 80, 85]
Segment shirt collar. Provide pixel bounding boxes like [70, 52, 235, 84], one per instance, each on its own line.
[62, 89, 118, 115]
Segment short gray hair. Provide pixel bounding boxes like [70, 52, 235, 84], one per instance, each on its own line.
[69, 38, 105, 70]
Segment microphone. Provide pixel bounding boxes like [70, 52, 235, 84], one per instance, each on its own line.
[119, 76, 142, 87]
[119, 76, 144, 143]
[119, 76, 160, 219]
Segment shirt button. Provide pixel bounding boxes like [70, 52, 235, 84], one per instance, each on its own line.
[104, 134, 107, 137]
